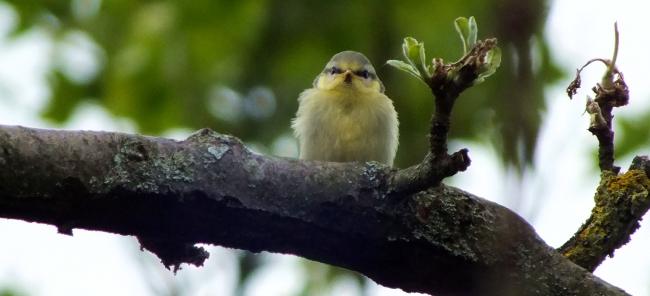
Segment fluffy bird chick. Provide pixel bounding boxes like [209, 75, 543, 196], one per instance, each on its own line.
[292, 51, 399, 166]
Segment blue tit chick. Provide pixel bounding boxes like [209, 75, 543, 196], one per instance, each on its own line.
[292, 51, 399, 166]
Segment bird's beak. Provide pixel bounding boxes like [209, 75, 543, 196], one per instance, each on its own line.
[344, 70, 352, 83]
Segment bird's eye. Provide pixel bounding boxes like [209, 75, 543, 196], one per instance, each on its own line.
[356, 70, 370, 79]
[330, 67, 342, 75]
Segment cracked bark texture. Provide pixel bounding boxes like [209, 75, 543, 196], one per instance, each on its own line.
[0, 125, 630, 296]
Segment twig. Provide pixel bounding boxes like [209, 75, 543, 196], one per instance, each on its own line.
[566, 23, 628, 173]
[390, 39, 498, 197]
[559, 24, 650, 272]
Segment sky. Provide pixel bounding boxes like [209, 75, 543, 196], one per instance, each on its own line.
[1, 0, 650, 295]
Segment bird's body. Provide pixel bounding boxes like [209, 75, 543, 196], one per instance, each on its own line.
[292, 51, 399, 166]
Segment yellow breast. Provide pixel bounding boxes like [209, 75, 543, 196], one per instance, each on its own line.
[291, 88, 399, 166]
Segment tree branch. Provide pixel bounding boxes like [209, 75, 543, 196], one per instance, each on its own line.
[559, 156, 650, 271]
[389, 38, 498, 197]
[561, 57, 649, 271]
[0, 125, 629, 296]
[566, 24, 628, 174]
[560, 25, 650, 272]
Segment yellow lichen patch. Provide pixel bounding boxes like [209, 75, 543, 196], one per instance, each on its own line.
[604, 170, 650, 194]
[562, 169, 650, 270]
[562, 243, 583, 258]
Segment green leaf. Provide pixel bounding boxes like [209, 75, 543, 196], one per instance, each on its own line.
[468, 16, 478, 49]
[454, 16, 478, 53]
[454, 17, 470, 53]
[418, 41, 431, 78]
[402, 37, 419, 66]
[482, 47, 501, 76]
[400, 37, 431, 79]
[386, 59, 422, 80]
[474, 47, 501, 85]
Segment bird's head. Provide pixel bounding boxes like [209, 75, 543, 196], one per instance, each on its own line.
[313, 51, 384, 94]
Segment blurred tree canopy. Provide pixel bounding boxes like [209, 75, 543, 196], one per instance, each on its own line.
[3, 0, 563, 169]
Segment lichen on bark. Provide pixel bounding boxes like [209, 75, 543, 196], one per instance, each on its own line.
[560, 168, 650, 271]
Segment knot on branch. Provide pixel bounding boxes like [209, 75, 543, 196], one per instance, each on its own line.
[185, 127, 251, 164]
[138, 237, 210, 272]
[449, 148, 472, 172]
[186, 128, 244, 148]
[630, 156, 650, 177]
[593, 72, 629, 109]
[389, 150, 471, 198]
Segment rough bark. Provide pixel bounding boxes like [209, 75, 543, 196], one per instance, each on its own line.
[0, 125, 630, 296]
[559, 158, 650, 271]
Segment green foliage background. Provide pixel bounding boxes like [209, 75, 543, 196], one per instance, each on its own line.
[4, 0, 562, 170]
[9, 0, 649, 295]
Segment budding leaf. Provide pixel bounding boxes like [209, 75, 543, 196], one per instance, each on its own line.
[468, 17, 478, 49]
[474, 46, 501, 85]
[401, 37, 431, 79]
[418, 41, 431, 78]
[386, 59, 421, 80]
[455, 16, 478, 54]
[402, 37, 419, 65]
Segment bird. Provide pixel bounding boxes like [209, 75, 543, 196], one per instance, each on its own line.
[291, 50, 399, 166]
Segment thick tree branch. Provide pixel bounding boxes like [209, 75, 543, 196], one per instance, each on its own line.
[0, 125, 628, 296]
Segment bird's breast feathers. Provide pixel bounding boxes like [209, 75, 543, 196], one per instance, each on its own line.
[292, 88, 398, 165]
